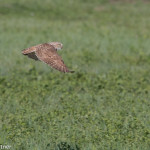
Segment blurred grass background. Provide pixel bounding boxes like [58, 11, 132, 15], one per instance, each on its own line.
[0, 0, 150, 149]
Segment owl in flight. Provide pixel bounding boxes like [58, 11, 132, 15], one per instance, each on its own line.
[22, 42, 74, 73]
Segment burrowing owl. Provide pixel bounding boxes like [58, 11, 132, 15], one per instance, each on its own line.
[22, 42, 74, 73]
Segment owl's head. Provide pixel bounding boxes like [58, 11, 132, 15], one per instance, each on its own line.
[49, 42, 63, 50]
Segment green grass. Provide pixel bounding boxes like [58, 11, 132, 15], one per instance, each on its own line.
[0, 0, 150, 149]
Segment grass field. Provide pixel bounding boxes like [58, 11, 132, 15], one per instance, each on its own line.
[0, 0, 150, 149]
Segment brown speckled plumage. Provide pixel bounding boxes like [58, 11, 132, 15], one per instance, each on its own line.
[22, 42, 74, 73]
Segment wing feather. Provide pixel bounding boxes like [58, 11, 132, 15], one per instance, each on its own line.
[22, 44, 41, 55]
[35, 44, 71, 73]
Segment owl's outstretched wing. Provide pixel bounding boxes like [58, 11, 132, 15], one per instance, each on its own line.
[22, 44, 42, 60]
[35, 43, 74, 73]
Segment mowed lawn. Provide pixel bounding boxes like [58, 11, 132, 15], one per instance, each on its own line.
[0, 0, 150, 149]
